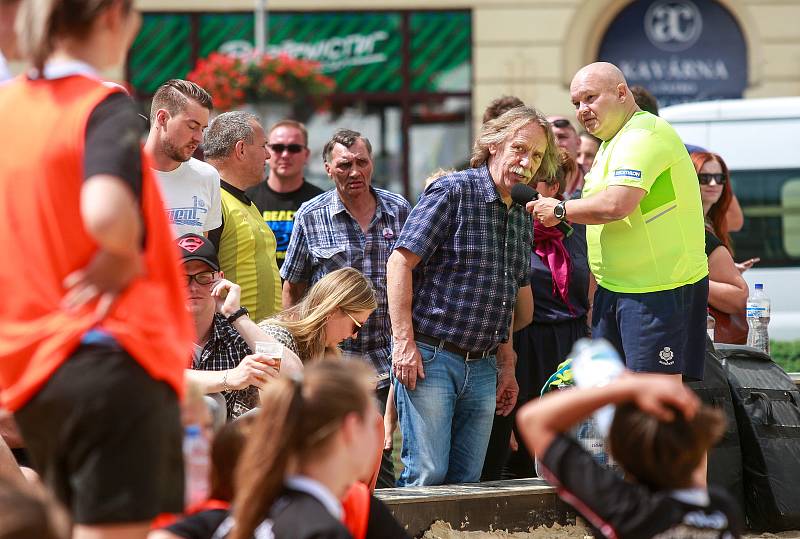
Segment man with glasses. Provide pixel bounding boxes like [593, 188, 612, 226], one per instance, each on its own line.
[247, 120, 324, 270]
[282, 128, 410, 487]
[177, 233, 295, 419]
[531, 62, 708, 382]
[204, 111, 282, 323]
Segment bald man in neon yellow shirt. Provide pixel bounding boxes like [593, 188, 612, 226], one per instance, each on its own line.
[531, 62, 708, 380]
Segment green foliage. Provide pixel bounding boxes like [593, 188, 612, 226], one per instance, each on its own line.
[771, 340, 800, 373]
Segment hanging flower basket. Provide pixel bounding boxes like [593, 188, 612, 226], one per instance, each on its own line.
[186, 52, 336, 113]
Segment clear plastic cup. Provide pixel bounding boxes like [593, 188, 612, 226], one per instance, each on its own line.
[254, 341, 283, 371]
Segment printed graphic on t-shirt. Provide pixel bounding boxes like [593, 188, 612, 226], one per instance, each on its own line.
[263, 209, 296, 260]
[167, 195, 208, 228]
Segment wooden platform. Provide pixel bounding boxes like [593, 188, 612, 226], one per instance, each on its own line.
[376, 478, 574, 538]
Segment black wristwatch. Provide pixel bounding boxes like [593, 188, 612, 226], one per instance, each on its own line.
[226, 306, 249, 324]
[553, 200, 567, 221]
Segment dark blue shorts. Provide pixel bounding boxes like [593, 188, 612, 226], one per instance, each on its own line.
[591, 277, 709, 381]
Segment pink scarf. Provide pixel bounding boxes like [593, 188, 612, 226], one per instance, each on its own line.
[533, 215, 575, 314]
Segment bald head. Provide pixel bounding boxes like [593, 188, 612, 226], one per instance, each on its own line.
[572, 62, 628, 90]
[569, 62, 639, 141]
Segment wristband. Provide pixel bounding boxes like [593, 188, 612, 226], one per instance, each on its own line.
[222, 369, 231, 392]
[226, 306, 249, 324]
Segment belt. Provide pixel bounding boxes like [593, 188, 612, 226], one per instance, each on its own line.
[415, 332, 497, 361]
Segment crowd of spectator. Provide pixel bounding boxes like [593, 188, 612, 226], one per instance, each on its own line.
[0, 1, 755, 537]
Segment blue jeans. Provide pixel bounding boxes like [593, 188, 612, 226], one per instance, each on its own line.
[395, 341, 498, 486]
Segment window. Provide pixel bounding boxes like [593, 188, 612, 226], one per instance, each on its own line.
[730, 169, 800, 266]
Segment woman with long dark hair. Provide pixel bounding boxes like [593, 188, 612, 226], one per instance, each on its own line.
[690, 152, 748, 327]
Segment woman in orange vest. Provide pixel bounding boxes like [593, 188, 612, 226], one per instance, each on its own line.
[0, 1, 194, 538]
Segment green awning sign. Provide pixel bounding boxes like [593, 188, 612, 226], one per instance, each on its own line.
[128, 11, 470, 96]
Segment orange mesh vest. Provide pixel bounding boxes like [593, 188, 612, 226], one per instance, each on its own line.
[0, 74, 195, 410]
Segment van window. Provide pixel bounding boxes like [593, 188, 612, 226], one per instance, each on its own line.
[731, 169, 800, 266]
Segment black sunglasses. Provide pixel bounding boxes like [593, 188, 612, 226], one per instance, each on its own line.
[268, 143, 306, 154]
[552, 119, 572, 129]
[698, 173, 727, 185]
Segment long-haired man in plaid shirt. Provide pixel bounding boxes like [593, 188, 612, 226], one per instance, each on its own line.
[387, 106, 559, 486]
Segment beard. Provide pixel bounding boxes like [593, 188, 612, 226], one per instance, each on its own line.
[162, 138, 194, 163]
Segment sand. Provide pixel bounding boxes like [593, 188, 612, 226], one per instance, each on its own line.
[422, 521, 591, 539]
[421, 520, 800, 538]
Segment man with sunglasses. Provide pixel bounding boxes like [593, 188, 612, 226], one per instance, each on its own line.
[531, 62, 708, 382]
[177, 233, 297, 419]
[247, 120, 324, 270]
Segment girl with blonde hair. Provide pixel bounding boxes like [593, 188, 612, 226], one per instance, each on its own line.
[259, 267, 377, 363]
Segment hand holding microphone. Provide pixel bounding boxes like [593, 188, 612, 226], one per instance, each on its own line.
[510, 183, 574, 237]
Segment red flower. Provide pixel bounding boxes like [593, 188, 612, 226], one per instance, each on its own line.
[187, 52, 336, 112]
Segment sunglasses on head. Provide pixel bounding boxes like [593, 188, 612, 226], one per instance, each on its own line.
[267, 143, 305, 154]
[552, 119, 572, 129]
[698, 173, 727, 185]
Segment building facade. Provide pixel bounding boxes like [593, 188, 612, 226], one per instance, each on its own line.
[130, 0, 800, 197]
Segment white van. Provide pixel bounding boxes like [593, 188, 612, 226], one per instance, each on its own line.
[661, 97, 800, 341]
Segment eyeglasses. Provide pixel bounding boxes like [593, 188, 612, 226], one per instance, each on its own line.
[267, 143, 305, 154]
[344, 311, 363, 335]
[185, 271, 218, 286]
[551, 119, 572, 129]
[698, 173, 727, 185]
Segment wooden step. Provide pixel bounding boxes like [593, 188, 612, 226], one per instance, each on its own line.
[376, 478, 575, 537]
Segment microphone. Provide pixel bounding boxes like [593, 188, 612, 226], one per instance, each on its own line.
[511, 183, 574, 238]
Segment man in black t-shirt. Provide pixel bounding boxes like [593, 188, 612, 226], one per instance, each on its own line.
[517, 372, 742, 539]
[246, 119, 324, 269]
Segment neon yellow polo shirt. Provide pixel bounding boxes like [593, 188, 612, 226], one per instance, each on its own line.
[582, 111, 707, 293]
[219, 188, 282, 322]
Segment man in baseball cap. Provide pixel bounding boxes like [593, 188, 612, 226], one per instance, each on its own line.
[176, 233, 288, 419]
[176, 233, 220, 271]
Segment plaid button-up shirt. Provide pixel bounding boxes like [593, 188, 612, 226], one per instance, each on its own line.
[281, 187, 411, 388]
[193, 313, 259, 419]
[395, 165, 532, 352]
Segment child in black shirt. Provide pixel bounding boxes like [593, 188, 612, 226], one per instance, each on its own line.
[517, 372, 742, 539]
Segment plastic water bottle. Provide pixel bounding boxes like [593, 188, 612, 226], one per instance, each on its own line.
[570, 338, 625, 436]
[707, 309, 716, 342]
[576, 417, 607, 463]
[746, 283, 771, 355]
[183, 425, 210, 508]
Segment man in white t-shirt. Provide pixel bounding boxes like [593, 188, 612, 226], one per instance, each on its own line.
[144, 79, 222, 237]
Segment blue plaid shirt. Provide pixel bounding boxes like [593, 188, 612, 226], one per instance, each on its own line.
[395, 165, 532, 352]
[281, 187, 410, 388]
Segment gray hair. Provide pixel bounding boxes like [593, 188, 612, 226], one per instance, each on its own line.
[204, 111, 260, 160]
[470, 106, 559, 184]
[322, 128, 373, 163]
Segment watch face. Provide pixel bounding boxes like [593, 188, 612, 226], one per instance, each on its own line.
[554, 203, 565, 219]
